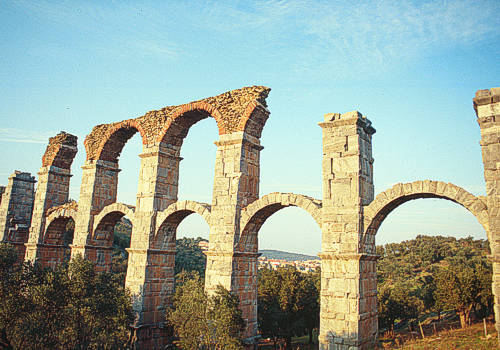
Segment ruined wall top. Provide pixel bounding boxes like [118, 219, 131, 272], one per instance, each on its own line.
[46, 200, 78, 217]
[474, 87, 500, 118]
[84, 86, 270, 161]
[320, 111, 376, 135]
[41, 132, 78, 170]
[9, 171, 36, 183]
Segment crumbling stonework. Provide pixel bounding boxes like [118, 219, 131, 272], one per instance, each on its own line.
[84, 86, 270, 162]
[0, 171, 36, 261]
[5, 86, 499, 349]
[25, 132, 78, 266]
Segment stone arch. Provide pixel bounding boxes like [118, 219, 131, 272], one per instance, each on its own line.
[157, 102, 226, 145]
[44, 207, 77, 245]
[84, 119, 147, 162]
[362, 180, 490, 253]
[238, 192, 322, 253]
[92, 202, 135, 235]
[90, 203, 135, 272]
[154, 200, 211, 250]
[40, 206, 78, 268]
[237, 100, 270, 139]
[41, 132, 78, 169]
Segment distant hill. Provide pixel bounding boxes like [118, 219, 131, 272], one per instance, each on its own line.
[258, 249, 319, 261]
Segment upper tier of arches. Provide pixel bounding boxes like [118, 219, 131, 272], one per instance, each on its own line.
[83, 86, 270, 162]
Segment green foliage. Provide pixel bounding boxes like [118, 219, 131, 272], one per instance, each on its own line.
[0, 244, 134, 349]
[167, 273, 244, 350]
[434, 255, 492, 328]
[258, 267, 320, 349]
[113, 217, 132, 252]
[377, 235, 492, 331]
[175, 237, 207, 277]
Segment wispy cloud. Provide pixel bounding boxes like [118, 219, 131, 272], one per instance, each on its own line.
[192, 0, 500, 77]
[0, 128, 55, 144]
[10, 0, 183, 59]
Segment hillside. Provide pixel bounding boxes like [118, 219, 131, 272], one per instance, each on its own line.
[258, 249, 319, 261]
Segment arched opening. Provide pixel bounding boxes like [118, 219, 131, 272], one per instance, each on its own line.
[91, 204, 134, 277]
[41, 216, 75, 269]
[115, 132, 142, 205]
[176, 117, 218, 204]
[83, 121, 145, 216]
[365, 182, 492, 342]
[156, 105, 224, 209]
[237, 193, 322, 346]
[153, 202, 211, 307]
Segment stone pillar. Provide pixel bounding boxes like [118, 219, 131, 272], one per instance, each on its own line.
[125, 142, 181, 348]
[204, 131, 262, 344]
[0, 186, 5, 204]
[71, 160, 119, 261]
[318, 112, 377, 350]
[0, 171, 36, 262]
[474, 87, 500, 342]
[25, 132, 78, 265]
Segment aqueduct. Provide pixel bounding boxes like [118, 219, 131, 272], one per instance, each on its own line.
[0, 86, 498, 349]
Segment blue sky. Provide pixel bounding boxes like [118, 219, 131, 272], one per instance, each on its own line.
[1, 0, 499, 255]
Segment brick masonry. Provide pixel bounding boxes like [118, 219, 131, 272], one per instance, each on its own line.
[0, 171, 36, 261]
[1, 86, 495, 349]
[25, 132, 78, 267]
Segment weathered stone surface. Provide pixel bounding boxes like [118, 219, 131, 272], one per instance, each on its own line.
[6, 86, 500, 349]
[84, 86, 270, 162]
[41, 132, 78, 169]
[24, 133, 77, 266]
[0, 171, 36, 262]
[475, 87, 500, 344]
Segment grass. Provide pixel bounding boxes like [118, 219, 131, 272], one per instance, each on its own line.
[257, 321, 498, 349]
[379, 320, 498, 349]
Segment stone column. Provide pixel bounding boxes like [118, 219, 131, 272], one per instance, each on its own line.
[71, 160, 119, 261]
[25, 166, 73, 263]
[25, 132, 78, 264]
[125, 142, 181, 349]
[0, 171, 36, 262]
[204, 131, 262, 344]
[474, 87, 500, 342]
[318, 112, 377, 350]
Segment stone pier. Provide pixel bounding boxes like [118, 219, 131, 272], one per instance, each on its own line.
[25, 132, 78, 267]
[474, 87, 500, 342]
[0, 171, 36, 262]
[318, 111, 377, 349]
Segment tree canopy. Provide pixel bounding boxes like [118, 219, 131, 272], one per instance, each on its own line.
[167, 273, 244, 350]
[377, 235, 492, 331]
[0, 244, 134, 349]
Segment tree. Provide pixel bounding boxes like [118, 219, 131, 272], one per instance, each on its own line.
[0, 244, 134, 349]
[61, 256, 134, 349]
[175, 237, 207, 277]
[258, 267, 319, 349]
[298, 271, 320, 344]
[434, 256, 492, 328]
[167, 273, 244, 349]
[378, 281, 420, 333]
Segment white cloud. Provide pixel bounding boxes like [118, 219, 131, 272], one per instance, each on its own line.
[0, 128, 56, 144]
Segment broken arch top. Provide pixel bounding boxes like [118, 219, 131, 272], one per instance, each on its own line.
[84, 86, 271, 162]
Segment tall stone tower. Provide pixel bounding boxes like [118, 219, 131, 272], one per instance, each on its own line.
[0, 171, 36, 261]
[474, 87, 500, 341]
[319, 111, 377, 349]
